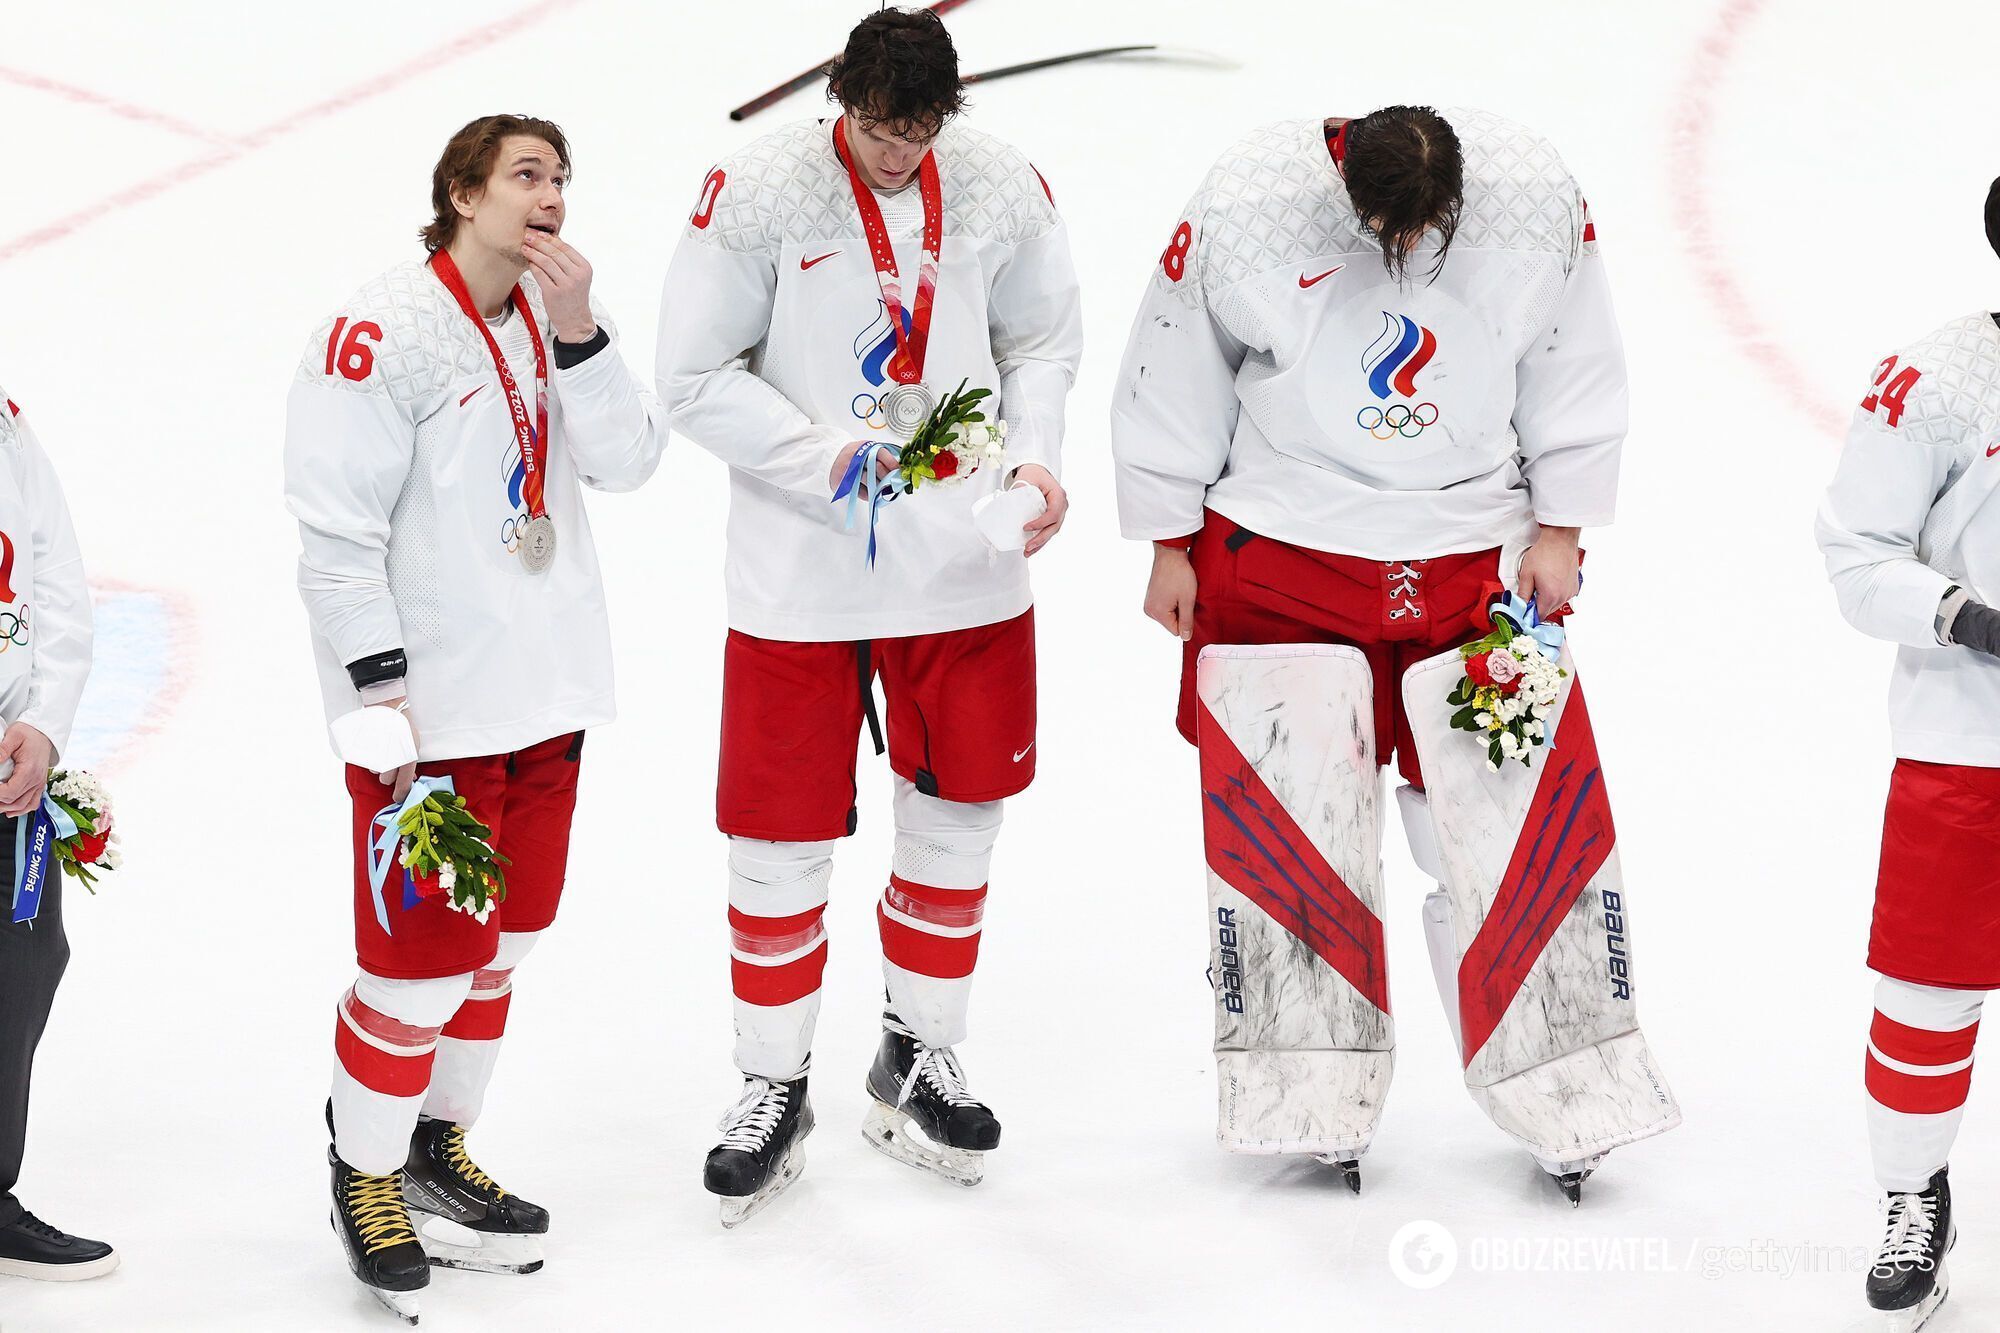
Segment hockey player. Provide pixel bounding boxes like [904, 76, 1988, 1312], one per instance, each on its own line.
[1111, 105, 1678, 1200]
[285, 115, 665, 1322]
[0, 392, 106, 1283]
[658, 8, 1081, 1225]
[1813, 179, 2000, 1333]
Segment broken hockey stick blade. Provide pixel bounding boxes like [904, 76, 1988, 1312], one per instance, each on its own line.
[728, 0, 977, 121]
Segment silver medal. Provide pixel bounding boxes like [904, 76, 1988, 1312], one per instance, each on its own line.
[519, 515, 557, 573]
[880, 382, 937, 439]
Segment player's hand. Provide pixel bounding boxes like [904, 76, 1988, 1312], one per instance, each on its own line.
[0, 722, 54, 816]
[1515, 525, 1582, 616]
[373, 694, 420, 802]
[522, 231, 597, 343]
[830, 441, 897, 497]
[1144, 545, 1198, 641]
[1012, 465, 1067, 557]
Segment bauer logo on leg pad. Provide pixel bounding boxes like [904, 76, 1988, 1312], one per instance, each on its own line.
[1215, 908, 1244, 1014]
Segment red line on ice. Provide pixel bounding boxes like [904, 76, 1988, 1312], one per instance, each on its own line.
[0, 66, 239, 144]
[0, 0, 582, 267]
[1672, 0, 1847, 439]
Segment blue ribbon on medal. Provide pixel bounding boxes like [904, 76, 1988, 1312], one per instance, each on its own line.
[11, 795, 79, 926]
[831, 441, 908, 568]
[365, 775, 456, 937]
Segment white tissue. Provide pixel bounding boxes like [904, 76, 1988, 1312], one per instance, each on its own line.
[329, 705, 418, 774]
[973, 482, 1048, 553]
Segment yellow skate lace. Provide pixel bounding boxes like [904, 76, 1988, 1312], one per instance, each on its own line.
[346, 1172, 417, 1255]
[442, 1124, 508, 1199]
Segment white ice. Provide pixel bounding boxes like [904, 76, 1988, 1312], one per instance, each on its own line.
[3, 1, 1993, 1329]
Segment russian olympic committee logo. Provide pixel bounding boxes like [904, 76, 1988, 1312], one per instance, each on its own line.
[1358, 311, 1441, 440]
[849, 300, 913, 432]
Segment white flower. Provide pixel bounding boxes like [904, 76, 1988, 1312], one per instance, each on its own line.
[439, 862, 457, 890]
[1473, 712, 1493, 729]
[1499, 732, 1522, 757]
[103, 847, 123, 870]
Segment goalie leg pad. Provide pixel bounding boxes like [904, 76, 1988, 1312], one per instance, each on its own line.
[1197, 644, 1392, 1158]
[1400, 644, 1679, 1162]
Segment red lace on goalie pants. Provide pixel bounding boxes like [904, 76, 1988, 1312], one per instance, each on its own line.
[729, 779, 1000, 1080]
[1866, 975, 1985, 1193]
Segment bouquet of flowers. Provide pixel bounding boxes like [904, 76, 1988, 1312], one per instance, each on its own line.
[834, 379, 1008, 566]
[393, 785, 510, 922]
[43, 768, 120, 890]
[1446, 597, 1569, 772]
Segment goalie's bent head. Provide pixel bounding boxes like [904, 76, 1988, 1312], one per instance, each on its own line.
[826, 7, 965, 191]
[1339, 105, 1466, 286]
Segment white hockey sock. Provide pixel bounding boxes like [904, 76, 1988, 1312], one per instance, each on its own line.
[423, 929, 542, 1128]
[1866, 975, 1985, 1193]
[332, 969, 475, 1176]
[878, 781, 1000, 1050]
[728, 837, 834, 1080]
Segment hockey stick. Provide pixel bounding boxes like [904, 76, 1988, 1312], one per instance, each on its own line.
[964, 44, 1236, 85]
[728, 0, 976, 121]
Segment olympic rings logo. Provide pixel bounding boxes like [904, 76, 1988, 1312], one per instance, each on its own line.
[0, 605, 31, 652]
[851, 391, 890, 430]
[1357, 402, 1440, 440]
[499, 511, 533, 554]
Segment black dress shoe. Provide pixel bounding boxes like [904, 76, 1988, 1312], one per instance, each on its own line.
[0, 1210, 119, 1281]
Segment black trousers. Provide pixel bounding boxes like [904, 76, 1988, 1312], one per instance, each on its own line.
[0, 816, 58, 1228]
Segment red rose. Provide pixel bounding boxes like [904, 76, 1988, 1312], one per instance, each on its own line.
[1464, 654, 1494, 687]
[407, 865, 443, 898]
[69, 829, 109, 863]
[1495, 674, 1523, 696]
[931, 450, 959, 479]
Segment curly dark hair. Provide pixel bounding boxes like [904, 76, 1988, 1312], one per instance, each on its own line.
[1342, 106, 1465, 284]
[825, 7, 966, 139]
[421, 114, 570, 252]
[1987, 175, 2000, 260]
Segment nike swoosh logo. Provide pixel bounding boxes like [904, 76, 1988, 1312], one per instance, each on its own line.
[1987, 441, 2000, 458]
[460, 386, 486, 408]
[800, 251, 840, 270]
[1298, 265, 1345, 289]
[1012, 743, 1035, 763]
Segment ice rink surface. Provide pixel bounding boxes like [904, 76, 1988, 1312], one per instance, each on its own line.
[3, 0, 1997, 1328]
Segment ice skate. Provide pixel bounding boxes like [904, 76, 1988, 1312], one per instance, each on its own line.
[1534, 1151, 1606, 1207]
[705, 1073, 813, 1228]
[1868, 1169, 1954, 1332]
[1311, 1154, 1364, 1194]
[329, 1147, 428, 1325]
[402, 1117, 548, 1274]
[862, 1023, 1000, 1187]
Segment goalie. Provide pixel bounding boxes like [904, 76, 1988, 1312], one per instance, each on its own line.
[1109, 104, 1678, 1201]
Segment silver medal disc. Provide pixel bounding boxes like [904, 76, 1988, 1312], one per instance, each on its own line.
[880, 382, 936, 439]
[519, 515, 557, 573]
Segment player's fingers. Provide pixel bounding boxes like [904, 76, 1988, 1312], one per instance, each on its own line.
[1177, 590, 1196, 641]
[0, 771, 38, 809]
[391, 763, 416, 802]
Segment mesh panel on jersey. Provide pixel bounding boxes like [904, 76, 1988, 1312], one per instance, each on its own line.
[894, 837, 954, 881]
[388, 410, 445, 647]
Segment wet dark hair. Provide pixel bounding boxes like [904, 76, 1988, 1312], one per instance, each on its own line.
[1987, 176, 2000, 260]
[1342, 105, 1465, 284]
[825, 7, 966, 139]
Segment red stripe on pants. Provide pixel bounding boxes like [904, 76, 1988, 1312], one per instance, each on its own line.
[1867, 1050, 1975, 1115]
[878, 904, 981, 979]
[441, 990, 513, 1041]
[335, 1016, 437, 1097]
[732, 941, 829, 1007]
[1872, 1011, 1979, 1066]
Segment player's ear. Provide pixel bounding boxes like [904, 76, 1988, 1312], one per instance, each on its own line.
[450, 181, 482, 223]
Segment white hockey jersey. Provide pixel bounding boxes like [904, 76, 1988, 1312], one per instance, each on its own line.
[285, 260, 667, 762]
[657, 117, 1083, 642]
[1816, 312, 2000, 764]
[0, 392, 91, 758]
[1110, 108, 1626, 559]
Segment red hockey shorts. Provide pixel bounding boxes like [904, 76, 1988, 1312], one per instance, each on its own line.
[1870, 758, 2000, 989]
[1177, 509, 1531, 790]
[718, 610, 1037, 842]
[348, 730, 585, 979]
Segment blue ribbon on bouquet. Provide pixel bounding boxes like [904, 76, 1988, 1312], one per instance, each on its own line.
[11, 795, 79, 926]
[365, 775, 456, 937]
[1489, 591, 1567, 662]
[831, 441, 908, 568]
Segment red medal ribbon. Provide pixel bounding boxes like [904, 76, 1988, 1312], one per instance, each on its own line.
[429, 249, 550, 519]
[832, 118, 942, 388]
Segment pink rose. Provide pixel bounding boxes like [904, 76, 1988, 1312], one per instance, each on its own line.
[1484, 649, 1522, 686]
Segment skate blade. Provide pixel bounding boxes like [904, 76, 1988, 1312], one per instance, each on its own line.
[412, 1213, 544, 1275]
[861, 1100, 983, 1187]
[1884, 1266, 1948, 1333]
[1311, 1155, 1363, 1194]
[1536, 1152, 1604, 1207]
[366, 1282, 421, 1325]
[717, 1142, 807, 1229]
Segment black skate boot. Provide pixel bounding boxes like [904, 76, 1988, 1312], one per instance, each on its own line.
[403, 1117, 548, 1274]
[1867, 1168, 1954, 1332]
[862, 1021, 1000, 1187]
[330, 1147, 428, 1325]
[704, 1073, 814, 1228]
[0, 1210, 118, 1281]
